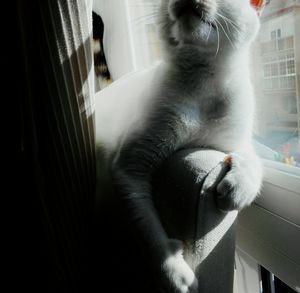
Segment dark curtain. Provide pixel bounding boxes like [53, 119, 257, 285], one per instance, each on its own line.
[16, 1, 96, 292]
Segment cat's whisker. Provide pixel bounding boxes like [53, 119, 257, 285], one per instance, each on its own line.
[221, 18, 241, 38]
[132, 13, 158, 21]
[132, 10, 159, 19]
[213, 19, 220, 56]
[215, 12, 242, 36]
[220, 15, 230, 32]
[214, 18, 235, 49]
[223, 19, 240, 35]
[132, 12, 159, 24]
[142, 4, 160, 7]
[206, 23, 212, 42]
[199, 11, 212, 42]
[215, 12, 239, 29]
[133, 14, 159, 25]
[215, 13, 238, 29]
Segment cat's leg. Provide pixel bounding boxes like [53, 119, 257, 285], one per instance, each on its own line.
[112, 119, 198, 293]
[216, 147, 263, 211]
[113, 166, 198, 293]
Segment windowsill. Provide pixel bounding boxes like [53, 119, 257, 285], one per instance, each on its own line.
[262, 158, 300, 177]
[255, 160, 300, 225]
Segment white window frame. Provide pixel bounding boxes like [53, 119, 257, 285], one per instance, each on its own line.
[234, 248, 262, 293]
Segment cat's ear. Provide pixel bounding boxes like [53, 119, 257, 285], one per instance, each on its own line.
[250, 0, 266, 15]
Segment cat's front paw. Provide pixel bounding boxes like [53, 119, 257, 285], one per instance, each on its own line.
[216, 152, 262, 211]
[161, 240, 198, 293]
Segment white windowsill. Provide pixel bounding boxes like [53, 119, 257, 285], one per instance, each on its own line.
[256, 160, 300, 225]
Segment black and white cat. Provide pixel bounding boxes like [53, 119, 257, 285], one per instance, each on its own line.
[96, 0, 263, 292]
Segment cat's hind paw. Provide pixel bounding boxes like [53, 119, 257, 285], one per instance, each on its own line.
[162, 240, 198, 293]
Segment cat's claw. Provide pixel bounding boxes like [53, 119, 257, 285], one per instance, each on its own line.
[162, 240, 198, 293]
[216, 152, 262, 211]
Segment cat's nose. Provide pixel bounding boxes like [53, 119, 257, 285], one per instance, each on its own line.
[171, 0, 213, 19]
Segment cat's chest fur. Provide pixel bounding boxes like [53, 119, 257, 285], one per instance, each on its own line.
[168, 78, 254, 152]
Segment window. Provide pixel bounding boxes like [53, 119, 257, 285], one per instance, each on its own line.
[277, 38, 284, 50]
[253, 3, 299, 170]
[287, 60, 295, 74]
[279, 62, 286, 75]
[264, 64, 271, 77]
[127, 0, 161, 70]
[270, 63, 278, 76]
[271, 30, 277, 40]
[277, 29, 281, 39]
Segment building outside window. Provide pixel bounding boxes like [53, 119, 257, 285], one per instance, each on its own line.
[253, 0, 300, 169]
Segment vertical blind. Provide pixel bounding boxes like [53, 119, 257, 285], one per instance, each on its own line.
[18, 0, 95, 291]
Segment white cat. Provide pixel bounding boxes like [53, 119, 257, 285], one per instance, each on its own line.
[96, 0, 263, 292]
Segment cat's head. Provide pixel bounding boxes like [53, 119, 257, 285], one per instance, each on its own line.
[159, 0, 261, 58]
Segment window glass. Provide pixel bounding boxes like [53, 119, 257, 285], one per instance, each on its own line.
[286, 36, 294, 49]
[287, 60, 295, 74]
[127, 0, 161, 70]
[271, 63, 279, 76]
[271, 30, 276, 40]
[279, 61, 286, 75]
[264, 64, 272, 77]
[277, 29, 281, 38]
[252, 0, 300, 169]
[277, 38, 284, 50]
